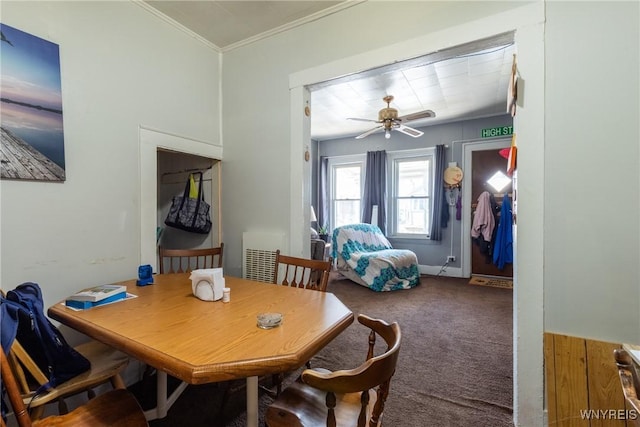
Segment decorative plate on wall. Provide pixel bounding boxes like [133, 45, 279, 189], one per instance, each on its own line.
[444, 166, 463, 186]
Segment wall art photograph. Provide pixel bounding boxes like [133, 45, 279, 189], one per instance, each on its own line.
[1, 23, 66, 181]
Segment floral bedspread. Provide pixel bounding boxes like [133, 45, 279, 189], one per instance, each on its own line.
[331, 223, 420, 292]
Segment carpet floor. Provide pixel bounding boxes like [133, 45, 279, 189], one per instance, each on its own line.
[141, 273, 513, 427]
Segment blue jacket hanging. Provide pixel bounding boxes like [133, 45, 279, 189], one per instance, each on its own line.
[492, 194, 513, 269]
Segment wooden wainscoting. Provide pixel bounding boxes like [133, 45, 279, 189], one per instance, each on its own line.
[545, 332, 633, 426]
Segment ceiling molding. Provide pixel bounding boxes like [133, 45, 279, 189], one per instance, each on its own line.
[220, 0, 367, 53]
[133, 0, 222, 52]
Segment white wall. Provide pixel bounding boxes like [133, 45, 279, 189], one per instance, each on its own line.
[0, 2, 221, 318]
[221, 0, 526, 277]
[544, 1, 640, 342]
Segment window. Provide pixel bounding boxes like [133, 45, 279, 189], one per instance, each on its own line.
[328, 155, 365, 230]
[388, 149, 434, 237]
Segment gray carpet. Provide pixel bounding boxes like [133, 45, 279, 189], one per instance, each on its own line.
[142, 273, 513, 426]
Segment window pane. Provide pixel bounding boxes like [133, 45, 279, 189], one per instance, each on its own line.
[335, 166, 361, 199]
[335, 200, 360, 227]
[397, 160, 429, 197]
[396, 198, 429, 234]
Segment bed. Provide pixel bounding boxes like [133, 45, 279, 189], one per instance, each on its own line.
[331, 223, 420, 292]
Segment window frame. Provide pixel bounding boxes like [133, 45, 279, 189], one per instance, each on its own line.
[387, 148, 435, 239]
[327, 154, 366, 232]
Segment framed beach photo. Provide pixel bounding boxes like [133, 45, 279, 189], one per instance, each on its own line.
[1, 23, 66, 181]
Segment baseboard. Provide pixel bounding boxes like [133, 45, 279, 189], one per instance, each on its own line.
[419, 264, 463, 278]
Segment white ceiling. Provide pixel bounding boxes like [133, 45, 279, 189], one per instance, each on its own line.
[142, 1, 515, 141]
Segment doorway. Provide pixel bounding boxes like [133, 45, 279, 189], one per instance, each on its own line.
[290, 5, 546, 423]
[461, 138, 512, 278]
[138, 127, 222, 271]
[470, 148, 513, 278]
[157, 150, 221, 251]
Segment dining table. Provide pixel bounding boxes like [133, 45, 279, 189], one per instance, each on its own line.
[48, 273, 354, 427]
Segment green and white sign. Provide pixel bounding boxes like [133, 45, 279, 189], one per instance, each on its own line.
[481, 126, 513, 138]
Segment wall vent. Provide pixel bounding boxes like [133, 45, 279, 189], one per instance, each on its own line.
[244, 249, 278, 283]
[242, 231, 286, 282]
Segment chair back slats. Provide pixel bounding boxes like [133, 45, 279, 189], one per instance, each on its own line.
[367, 330, 376, 361]
[11, 339, 49, 388]
[302, 314, 400, 386]
[326, 391, 337, 427]
[158, 244, 224, 274]
[273, 253, 332, 292]
[358, 389, 369, 427]
[370, 379, 391, 427]
[265, 314, 401, 427]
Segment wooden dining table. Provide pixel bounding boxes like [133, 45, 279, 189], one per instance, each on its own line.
[48, 273, 354, 427]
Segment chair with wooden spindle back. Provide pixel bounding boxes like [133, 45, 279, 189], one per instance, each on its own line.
[0, 290, 130, 421]
[265, 314, 401, 427]
[272, 251, 332, 292]
[614, 348, 640, 427]
[158, 243, 224, 274]
[1, 343, 148, 427]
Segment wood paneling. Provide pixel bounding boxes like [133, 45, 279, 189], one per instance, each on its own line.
[545, 333, 629, 426]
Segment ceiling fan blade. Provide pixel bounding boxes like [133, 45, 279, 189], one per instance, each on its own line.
[347, 117, 380, 123]
[399, 109, 436, 122]
[396, 124, 424, 138]
[355, 125, 384, 139]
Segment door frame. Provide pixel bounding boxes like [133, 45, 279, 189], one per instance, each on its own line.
[461, 137, 512, 278]
[138, 126, 223, 270]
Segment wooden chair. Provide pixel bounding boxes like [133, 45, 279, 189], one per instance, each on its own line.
[614, 348, 640, 426]
[4, 338, 130, 420]
[1, 343, 147, 427]
[158, 243, 224, 274]
[266, 314, 401, 427]
[273, 251, 332, 292]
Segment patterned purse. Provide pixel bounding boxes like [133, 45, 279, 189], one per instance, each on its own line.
[164, 172, 212, 234]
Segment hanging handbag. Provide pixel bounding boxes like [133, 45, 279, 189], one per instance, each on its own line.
[164, 172, 212, 234]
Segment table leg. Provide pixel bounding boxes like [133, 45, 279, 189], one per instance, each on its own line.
[246, 376, 258, 427]
[143, 370, 188, 421]
[157, 371, 168, 418]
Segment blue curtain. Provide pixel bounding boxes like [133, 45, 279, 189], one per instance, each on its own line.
[361, 150, 387, 234]
[429, 144, 447, 241]
[318, 157, 329, 229]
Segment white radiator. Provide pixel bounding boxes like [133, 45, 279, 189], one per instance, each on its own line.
[242, 231, 286, 282]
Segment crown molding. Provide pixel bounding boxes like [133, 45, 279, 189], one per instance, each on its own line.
[221, 0, 367, 53]
[132, 0, 222, 53]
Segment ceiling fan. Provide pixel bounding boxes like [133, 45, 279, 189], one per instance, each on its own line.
[347, 95, 435, 140]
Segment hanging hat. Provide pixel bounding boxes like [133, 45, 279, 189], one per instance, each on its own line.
[443, 166, 463, 186]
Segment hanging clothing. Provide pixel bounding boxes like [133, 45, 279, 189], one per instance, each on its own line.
[493, 194, 513, 270]
[471, 191, 495, 242]
[455, 194, 462, 221]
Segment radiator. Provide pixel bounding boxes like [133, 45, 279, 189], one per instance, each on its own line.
[242, 231, 286, 283]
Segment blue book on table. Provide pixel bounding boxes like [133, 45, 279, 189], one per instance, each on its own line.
[65, 291, 127, 310]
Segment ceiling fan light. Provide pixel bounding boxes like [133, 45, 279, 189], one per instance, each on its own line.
[385, 129, 391, 139]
